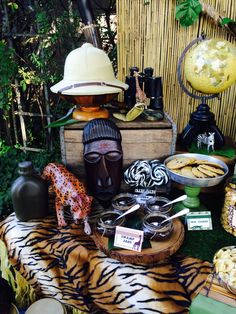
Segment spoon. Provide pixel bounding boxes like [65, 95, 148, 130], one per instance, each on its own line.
[162, 194, 187, 207]
[114, 204, 140, 222]
[160, 208, 190, 225]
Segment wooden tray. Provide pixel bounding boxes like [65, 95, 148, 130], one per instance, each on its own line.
[92, 218, 185, 265]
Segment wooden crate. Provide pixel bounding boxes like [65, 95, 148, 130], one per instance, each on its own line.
[60, 115, 176, 171]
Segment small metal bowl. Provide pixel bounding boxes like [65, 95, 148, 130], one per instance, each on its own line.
[142, 212, 173, 241]
[112, 193, 136, 212]
[164, 153, 229, 188]
[145, 196, 172, 215]
[96, 210, 126, 238]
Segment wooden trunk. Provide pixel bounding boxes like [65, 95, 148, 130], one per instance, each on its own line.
[60, 115, 176, 172]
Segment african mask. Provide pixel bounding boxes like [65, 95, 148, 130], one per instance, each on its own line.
[83, 119, 123, 206]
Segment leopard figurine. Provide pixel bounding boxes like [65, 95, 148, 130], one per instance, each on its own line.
[42, 163, 93, 229]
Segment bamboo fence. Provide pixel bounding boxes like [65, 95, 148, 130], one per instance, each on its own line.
[116, 0, 236, 142]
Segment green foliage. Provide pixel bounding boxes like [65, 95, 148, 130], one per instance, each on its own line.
[18, 67, 41, 92]
[7, 2, 19, 11]
[0, 140, 11, 156]
[0, 145, 61, 219]
[0, 41, 18, 111]
[36, 11, 51, 34]
[220, 17, 236, 26]
[0, 2, 118, 219]
[175, 0, 202, 27]
[46, 107, 79, 128]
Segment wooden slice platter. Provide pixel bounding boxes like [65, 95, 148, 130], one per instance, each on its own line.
[92, 218, 185, 265]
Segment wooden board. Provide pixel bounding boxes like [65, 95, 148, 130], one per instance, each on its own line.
[92, 218, 184, 265]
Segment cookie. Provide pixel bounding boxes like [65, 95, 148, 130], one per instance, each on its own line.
[195, 160, 224, 169]
[181, 166, 196, 178]
[192, 167, 207, 178]
[198, 164, 225, 175]
[197, 165, 218, 177]
[167, 158, 195, 170]
[172, 169, 182, 174]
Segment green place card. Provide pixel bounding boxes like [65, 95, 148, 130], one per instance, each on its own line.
[187, 211, 213, 231]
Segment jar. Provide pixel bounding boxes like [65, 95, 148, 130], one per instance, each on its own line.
[112, 193, 136, 212]
[142, 212, 173, 241]
[221, 170, 236, 236]
[11, 161, 49, 221]
[96, 210, 126, 238]
[145, 196, 172, 215]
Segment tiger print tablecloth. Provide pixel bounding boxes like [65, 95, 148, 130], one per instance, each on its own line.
[0, 213, 212, 314]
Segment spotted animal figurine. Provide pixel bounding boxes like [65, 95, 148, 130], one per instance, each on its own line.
[42, 163, 93, 231]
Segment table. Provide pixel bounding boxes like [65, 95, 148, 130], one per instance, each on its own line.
[0, 213, 211, 314]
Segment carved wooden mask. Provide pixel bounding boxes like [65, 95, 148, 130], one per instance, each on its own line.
[83, 119, 123, 206]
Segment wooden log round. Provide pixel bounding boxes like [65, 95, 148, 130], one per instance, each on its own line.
[92, 218, 185, 265]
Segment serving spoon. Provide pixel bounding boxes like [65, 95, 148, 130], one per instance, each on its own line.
[159, 208, 190, 225]
[114, 204, 140, 222]
[150, 194, 187, 208]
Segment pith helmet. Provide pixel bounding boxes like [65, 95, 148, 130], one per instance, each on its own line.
[51, 43, 128, 96]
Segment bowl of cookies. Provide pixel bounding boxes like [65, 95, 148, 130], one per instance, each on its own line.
[213, 246, 236, 295]
[164, 153, 228, 187]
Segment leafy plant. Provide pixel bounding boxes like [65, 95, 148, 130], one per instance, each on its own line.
[0, 41, 18, 111]
[46, 107, 79, 128]
[175, 0, 236, 31]
[0, 140, 11, 156]
[175, 0, 202, 27]
[18, 67, 41, 92]
[7, 1, 18, 11]
[220, 17, 236, 26]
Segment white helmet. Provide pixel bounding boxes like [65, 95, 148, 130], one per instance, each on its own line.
[50, 43, 128, 96]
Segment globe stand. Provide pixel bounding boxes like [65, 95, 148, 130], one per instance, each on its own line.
[179, 101, 225, 148]
[177, 34, 225, 149]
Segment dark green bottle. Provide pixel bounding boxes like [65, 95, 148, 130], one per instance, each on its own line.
[11, 161, 49, 221]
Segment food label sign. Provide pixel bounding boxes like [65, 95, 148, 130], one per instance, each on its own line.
[187, 211, 213, 231]
[114, 226, 144, 252]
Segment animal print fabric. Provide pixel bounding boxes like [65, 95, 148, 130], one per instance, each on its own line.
[0, 213, 212, 314]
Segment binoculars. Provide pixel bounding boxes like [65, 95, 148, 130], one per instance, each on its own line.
[124, 66, 164, 112]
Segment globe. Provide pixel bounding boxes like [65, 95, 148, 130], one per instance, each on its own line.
[184, 38, 236, 94]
